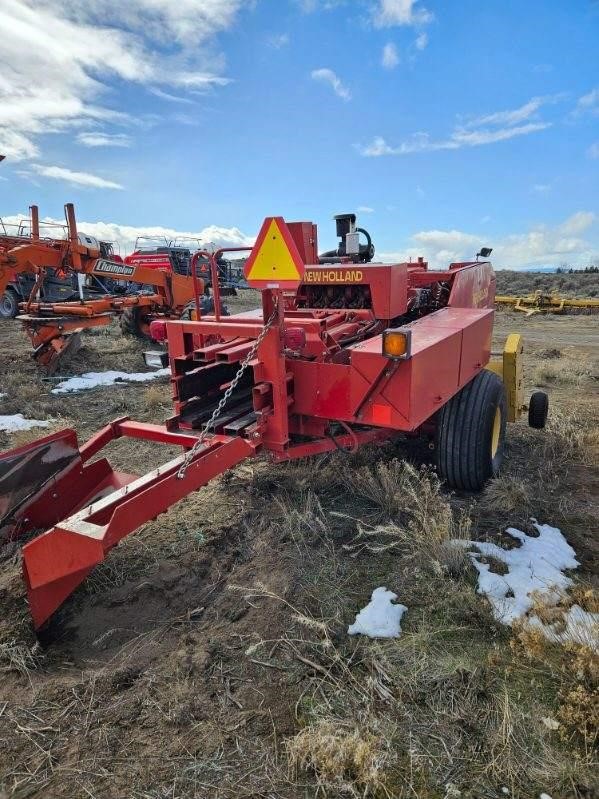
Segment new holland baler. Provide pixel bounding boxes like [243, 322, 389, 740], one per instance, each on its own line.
[0, 214, 548, 630]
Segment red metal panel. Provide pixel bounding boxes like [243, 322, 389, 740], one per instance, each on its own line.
[448, 262, 495, 308]
[350, 308, 493, 429]
[291, 361, 355, 418]
[287, 222, 318, 264]
[300, 264, 408, 319]
[289, 308, 493, 432]
[23, 435, 256, 627]
[456, 312, 493, 385]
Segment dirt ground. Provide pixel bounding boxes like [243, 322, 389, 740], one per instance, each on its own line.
[0, 295, 597, 799]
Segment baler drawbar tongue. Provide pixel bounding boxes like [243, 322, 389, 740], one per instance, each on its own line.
[1, 421, 255, 628]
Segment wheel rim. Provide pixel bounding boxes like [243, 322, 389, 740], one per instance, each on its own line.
[491, 406, 502, 458]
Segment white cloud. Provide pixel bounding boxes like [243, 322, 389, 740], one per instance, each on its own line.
[378, 211, 598, 270]
[373, 0, 433, 27]
[415, 32, 428, 50]
[27, 164, 124, 190]
[450, 123, 550, 147]
[2, 212, 254, 256]
[66, 0, 248, 46]
[0, 130, 39, 161]
[149, 88, 195, 105]
[358, 94, 557, 157]
[268, 33, 290, 48]
[558, 211, 595, 236]
[359, 136, 397, 156]
[167, 73, 232, 90]
[0, 0, 245, 163]
[77, 132, 131, 148]
[359, 122, 550, 156]
[588, 142, 599, 159]
[381, 43, 399, 69]
[296, 0, 346, 11]
[531, 183, 551, 194]
[357, 206, 374, 213]
[576, 87, 599, 116]
[311, 68, 352, 101]
[464, 96, 549, 128]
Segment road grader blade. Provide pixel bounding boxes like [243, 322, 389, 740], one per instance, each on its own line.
[1, 214, 549, 631]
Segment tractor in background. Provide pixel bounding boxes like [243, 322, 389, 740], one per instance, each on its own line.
[0, 210, 124, 319]
[0, 204, 209, 372]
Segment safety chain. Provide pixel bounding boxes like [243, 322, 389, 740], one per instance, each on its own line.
[176, 303, 279, 479]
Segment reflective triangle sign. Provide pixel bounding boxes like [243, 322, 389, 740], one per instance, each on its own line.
[244, 217, 305, 288]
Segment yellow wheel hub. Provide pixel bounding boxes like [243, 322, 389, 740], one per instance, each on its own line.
[491, 406, 502, 458]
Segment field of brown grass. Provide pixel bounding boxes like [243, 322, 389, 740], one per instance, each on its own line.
[0, 294, 597, 798]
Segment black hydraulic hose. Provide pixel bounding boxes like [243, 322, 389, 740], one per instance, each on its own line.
[318, 227, 375, 263]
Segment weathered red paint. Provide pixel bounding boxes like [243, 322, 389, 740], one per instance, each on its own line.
[0, 216, 497, 629]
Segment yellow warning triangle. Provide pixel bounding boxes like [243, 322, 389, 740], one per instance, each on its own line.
[245, 218, 304, 285]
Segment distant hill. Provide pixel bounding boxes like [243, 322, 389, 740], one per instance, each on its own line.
[495, 270, 598, 298]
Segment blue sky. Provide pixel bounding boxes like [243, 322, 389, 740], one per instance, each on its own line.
[0, 0, 598, 268]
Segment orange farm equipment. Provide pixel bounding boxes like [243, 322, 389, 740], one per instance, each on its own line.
[0, 204, 203, 372]
[0, 214, 549, 630]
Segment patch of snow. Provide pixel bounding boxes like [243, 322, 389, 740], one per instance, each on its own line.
[51, 368, 169, 394]
[455, 522, 579, 625]
[529, 604, 599, 649]
[0, 393, 6, 399]
[540, 794, 553, 799]
[0, 414, 50, 433]
[348, 586, 407, 639]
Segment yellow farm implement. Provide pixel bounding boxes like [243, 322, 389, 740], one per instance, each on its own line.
[495, 290, 599, 316]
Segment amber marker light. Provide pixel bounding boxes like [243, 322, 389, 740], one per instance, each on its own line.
[382, 328, 412, 360]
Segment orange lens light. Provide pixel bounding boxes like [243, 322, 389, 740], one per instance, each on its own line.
[383, 329, 411, 359]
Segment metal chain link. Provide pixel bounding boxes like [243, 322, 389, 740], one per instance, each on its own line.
[176, 304, 279, 479]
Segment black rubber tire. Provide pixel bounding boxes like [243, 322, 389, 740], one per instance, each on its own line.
[119, 307, 151, 340]
[435, 369, 507, 491]
[0, 288, 19, 319]
[180, 297, 229, 320]
[528, 391, 549, 429]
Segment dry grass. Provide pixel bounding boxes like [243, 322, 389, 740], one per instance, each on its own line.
[287, 720, 394, 797]
[284, 613, 593, 797]
[482, 474, 534, 516]
[143, 383, 169, 412]
[533, 356, 594, 386]
[495, 269, 599, 298]
[345, 457, 469, 533]
[509, 589, 599, 756]
[85, 535, 161, 594]
[343, 459, 471, 573]
[274, 490, 331, 545]
[0, 638, 44, 681]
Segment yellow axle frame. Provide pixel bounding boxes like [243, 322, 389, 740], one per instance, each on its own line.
[486, 333, 525, 422]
